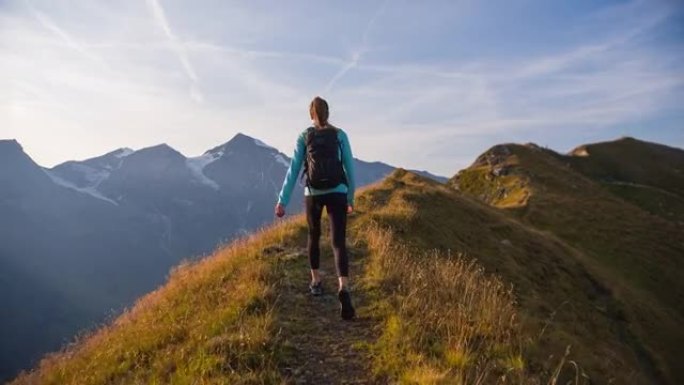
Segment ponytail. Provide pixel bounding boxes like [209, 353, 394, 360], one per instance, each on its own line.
[309, 96, 329, 128]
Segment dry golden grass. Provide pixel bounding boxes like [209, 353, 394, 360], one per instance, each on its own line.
[352, 169, 653, 384]
[360, 224, 522, 384]
[356, 223, 592, 385]
[12, 217, 307, 385]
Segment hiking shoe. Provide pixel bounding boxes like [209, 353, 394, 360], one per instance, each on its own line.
[309, 281, 323, 296]
[338, 289, 356, 320]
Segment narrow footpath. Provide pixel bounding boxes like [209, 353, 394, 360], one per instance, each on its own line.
[272, 237, 378, 385]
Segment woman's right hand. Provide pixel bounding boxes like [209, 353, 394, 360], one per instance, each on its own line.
[275, 203, 285, 218]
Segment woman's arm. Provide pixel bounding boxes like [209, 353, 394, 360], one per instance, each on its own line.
[277, 133, 306, 207]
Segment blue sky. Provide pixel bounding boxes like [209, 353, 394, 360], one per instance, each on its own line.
[1, 0, 683, 176]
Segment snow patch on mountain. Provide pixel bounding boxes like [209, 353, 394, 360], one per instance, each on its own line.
[186, 153, 220, 190]
[72, 163, 111, 185]
[274, 154, 290, 168]
[115, 148, 134, 158]
[212, 148, 225, 157]
[253, 138, 275, 150]
[44, 171, 118, 205]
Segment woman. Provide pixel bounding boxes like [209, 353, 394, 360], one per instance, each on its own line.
[275, 96, 356, 320]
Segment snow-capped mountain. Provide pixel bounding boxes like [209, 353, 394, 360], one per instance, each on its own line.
[49, 147, 133, 189]
[44, 133, 445, 212]
[200, 133, 290, 194]
[1, 140, 177, 381]
[46, 147, 133, 204]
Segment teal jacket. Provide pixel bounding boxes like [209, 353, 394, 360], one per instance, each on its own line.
[277, 127, 356, 207]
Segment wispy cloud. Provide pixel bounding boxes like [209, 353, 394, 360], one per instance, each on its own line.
[323, 0, 389, 93]
[145, 0, 203, 103]
[516, 2, 674, 79]
[324, 52, 361, 94]
[184, 41, 345, 66]
[2, 0, 683, 176]
[25, 2, 104, 66]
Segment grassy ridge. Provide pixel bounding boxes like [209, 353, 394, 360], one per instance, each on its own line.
[354, 170, 652, 384]
[566, 138, 684, 222]
[514, 144, 684, 385]
[358, 224, 525, 384]
[567, 137, 684, 198]
[454, 139, 684, 384]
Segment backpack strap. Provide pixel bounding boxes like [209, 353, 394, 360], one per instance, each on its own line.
[337, 131, 348, 186]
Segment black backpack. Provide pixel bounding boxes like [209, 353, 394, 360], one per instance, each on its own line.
[302, 127, 347, 189]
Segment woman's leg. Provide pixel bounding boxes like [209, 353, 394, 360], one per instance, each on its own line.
[326, 193, 349, 290]
[306, 196, 323, 283]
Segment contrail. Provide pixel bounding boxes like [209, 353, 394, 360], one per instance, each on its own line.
[27, 2, 103, 65]
[146, 0, 203, 102]
[324, 0, 389, 93]
[324, 52, 361, 94]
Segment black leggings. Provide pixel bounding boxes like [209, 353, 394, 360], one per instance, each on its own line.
[305, 193, 349, 277]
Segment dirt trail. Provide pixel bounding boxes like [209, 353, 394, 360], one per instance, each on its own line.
[273, 240, 378, 385]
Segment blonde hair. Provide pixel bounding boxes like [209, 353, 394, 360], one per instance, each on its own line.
[309, 96, 330, 128]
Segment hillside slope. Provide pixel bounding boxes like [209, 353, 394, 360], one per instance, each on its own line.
[13, 167, 669, 384]
[452, 138, 684, 384]
[567, 137, 684, 196]
[355, 170, 657, 384]
[565, 137, 684, 222]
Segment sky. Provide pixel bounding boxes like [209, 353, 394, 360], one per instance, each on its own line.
[1, 0, 683, 176]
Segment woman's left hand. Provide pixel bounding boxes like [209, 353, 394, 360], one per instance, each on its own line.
[347, 205, 353, 214]
[275, 203, 285, 218]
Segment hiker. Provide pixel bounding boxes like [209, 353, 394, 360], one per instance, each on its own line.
[275, 96, 356, 320]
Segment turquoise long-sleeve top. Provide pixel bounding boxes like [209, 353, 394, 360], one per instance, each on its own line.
[277, 127, 356, 207]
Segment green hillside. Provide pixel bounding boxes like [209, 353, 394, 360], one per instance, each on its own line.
[565, 137, 684, 222]
[568, 137, 684, 196]
[12, 138, 682, 385]
[453, 138, 684, 384]
[356, 170, 656, 384]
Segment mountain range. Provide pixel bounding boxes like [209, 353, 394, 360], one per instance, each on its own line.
[0, 133, 445, 382]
